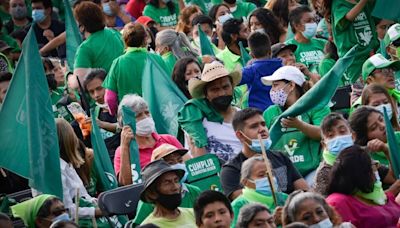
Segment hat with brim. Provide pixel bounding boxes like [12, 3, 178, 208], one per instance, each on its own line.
[135, 16, 155, 26]
[271, 43, 297, 58]
[188, 61, 242, 98]
[140, 160, 185, 203]
[384, 23, 400, 48]
[261, 65, 305, 86]
[151, 143, 188, 161]
[362, 53, 400, 81]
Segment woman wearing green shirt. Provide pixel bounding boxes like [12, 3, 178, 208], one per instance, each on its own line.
[261, 66, 330, 184]
[143, 0, 181, 30]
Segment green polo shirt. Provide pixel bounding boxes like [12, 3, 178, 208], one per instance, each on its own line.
[286, 38, 327, 73]
[74, 28, 124, 72]
[263, 105, 330, 176]
[331, 0, 379, 82]
[143, 3, 180, 27]
[216, 47, 242, 72]
[318, 57, 351, 86]
[133, 184, 201, 225]
[103, 47, 165, 102]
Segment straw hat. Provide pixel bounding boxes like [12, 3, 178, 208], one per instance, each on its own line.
[188, 61, 242, 98]
[151, 143, 188, 161]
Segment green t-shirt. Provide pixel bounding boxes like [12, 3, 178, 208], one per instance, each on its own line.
[161, 51, 177, 76]
[102, 47, 165, 101]
[143, 3, 180, 27]
[286, 38, 327, 73]
[141, 207, 197, 227]
[331, 0, 379, 82]
[0, 33, 20, 52]
[185, 0, 213, 13]
[263, 105, 330, 176]
[133, 184, 201, 225]
[74, 28, 124, 72]
[0, 6, 10, 24]
[231, 1, 257, 20]
[216, 47, 242, 72]
[318, 57, 350, 87]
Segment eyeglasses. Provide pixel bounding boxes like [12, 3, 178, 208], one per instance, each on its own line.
[372, 68, 395, 75]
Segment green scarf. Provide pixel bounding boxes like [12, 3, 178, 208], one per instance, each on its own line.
[322, 150, 337, 166]
[11, 194, 55, 228]
[242, 187, 288, 209]
[355, 181, 387, 205]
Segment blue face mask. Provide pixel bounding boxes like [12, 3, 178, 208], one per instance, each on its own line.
[309, 218, 333, 228]
[170, 163, 188, 183]
[302, 22, 317, 39]
[241, 131, 272, 153]
[52, 213, 70, 223]
[374, 103, 393, 120]
[326, 134, 353, 155]
[250, 177, 279, 196]
[102, 2, 113, 16]
[32, 9, 46, 23]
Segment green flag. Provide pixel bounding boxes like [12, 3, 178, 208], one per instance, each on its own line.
[121, 106, 143, 184]
[198, 24, 215, 56]
[142, 55, 188, 136]
[0, 26, 63, 199]
[383, 107, 400, 178]
[372, 0, 400, 22]
[64, 0, 82, 71]
[90, 109, 118, 191]
[239, 41, 251, 67]
[269, 46, 358, 147]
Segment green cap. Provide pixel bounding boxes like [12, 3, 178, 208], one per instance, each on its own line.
[384, 23, 400, 48]
[362, 53, 400, 80]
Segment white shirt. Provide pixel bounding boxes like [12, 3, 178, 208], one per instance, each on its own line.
[60, 159, 95, 218]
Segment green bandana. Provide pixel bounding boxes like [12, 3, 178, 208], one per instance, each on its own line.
[322, 150, 337, 166]
[355, 180, 387, 205]
[11, 194, 55, 227]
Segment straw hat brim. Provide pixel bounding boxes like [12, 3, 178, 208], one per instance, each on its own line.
[189, 70, 242, 99]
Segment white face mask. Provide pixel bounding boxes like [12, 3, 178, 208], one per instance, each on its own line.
[373, 103, 393, 120]
[309, 218, 333, 228]
[136, 117, 156, 136]
[218, 13, 233, 25]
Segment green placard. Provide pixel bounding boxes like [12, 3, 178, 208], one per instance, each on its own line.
[185, 154, 222, 191]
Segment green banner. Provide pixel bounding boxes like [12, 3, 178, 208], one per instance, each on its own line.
[198, 24, 215, 56]
[63, 0, 82, 70]
[383, 107, 400, 178]
[121, 106, 143, 184]
[185, 154, 221, 191]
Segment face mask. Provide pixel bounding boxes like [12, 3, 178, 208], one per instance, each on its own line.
[10, 5, 27, 20]
[218, 14, 233, 25]
[237, 38, 248, 48]
[255, 28, 265, 34]
[170, 163, 188, 183]
[102, 2, 113, 16]
[302, 22, 317, 39]
[52, 213, 70, 223]
[242, 131, 272, 153]
[270, 84, 289, 107]
[250, 177, 279, 196]
[374, 103, 393, 120]
[157, 192, 182, 210]
[309, 218, 333, 228]
[136, 117, 156, 136]
[210, 95, 232, 111]
[326, 134, 353, 155]
[32, 9, 46, 23]
[356, 171, 387, 205]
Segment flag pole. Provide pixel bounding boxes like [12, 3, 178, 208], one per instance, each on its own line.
[258, 134, 278, 207]
[75, 188, 80, 224]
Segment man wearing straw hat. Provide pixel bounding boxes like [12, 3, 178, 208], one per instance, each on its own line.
[178, 61, 243, 163]
[220, 108, 309, 201]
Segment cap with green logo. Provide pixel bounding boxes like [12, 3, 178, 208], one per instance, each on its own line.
[384, 23, 400, 48]
[362, 53, 400, 80]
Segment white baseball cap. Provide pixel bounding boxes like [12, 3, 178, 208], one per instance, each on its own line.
[261, 66, 305, 86]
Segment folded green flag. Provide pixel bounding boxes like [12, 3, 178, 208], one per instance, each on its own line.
[64, 0, 82, 71]
[198, 24, 215, 56]
[90, 109, 118, 191]
[239, 41, 251, 66]
[372, 0, 400, 22]
[142, 55, 188, 136]
[0, 26, 63, 199]
[121, 106, 143, 184]
[269, 45, 358, 147]
[383, 107, 400, 178]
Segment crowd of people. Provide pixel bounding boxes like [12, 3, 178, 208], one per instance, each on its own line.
[1, 0, 400, 227]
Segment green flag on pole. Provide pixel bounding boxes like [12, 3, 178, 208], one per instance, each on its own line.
[239, 41, 251, 67]
[142, 55, 188, 137]
[372, 0, 400, 22]
[90, 109, 118, 191]
[121, 106, 143, 184]
[269, 46, 358, 147]
[198, 24, 215, 56]
[0, 26, 63, 199]
[383, 107, 400, 178]
[64, 0, 82, 71]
